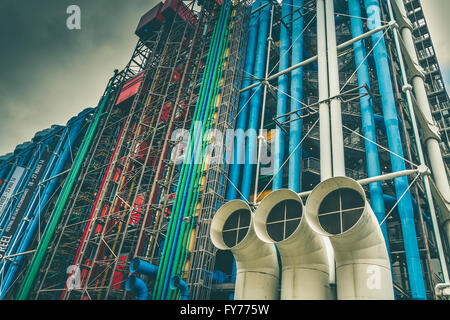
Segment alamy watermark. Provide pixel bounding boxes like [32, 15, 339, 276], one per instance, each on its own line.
[66, 5, 81, 30]
[169, 122, 275, 175]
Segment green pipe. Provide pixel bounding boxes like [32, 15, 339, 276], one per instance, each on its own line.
[175, 18, 231, 287]
[152, 5, 225, 299]
[156, 15, 227, 298]
[159, 5, 231, 299]
[169, 10, 232, 299]
[16, 70, 119, 300]
[152, 6, 223, 298]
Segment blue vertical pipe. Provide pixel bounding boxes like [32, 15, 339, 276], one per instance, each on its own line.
[363, 0, 426, 299]
[225, 1, 262, 299]
[226, 0, 261, 200]
[348, 0, 389, 245]
[241, 0, 271, 200]
[273, 0, 292, 191]
[288, 0, 304, 193]
[0, 116, 85, 299]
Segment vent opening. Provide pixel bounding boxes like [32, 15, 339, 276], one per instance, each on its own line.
[318, 188, 365, 235]
[222, 209, 251, 248]
[266, 199, 303, 242]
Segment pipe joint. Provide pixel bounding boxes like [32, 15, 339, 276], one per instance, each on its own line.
[388, 20, 398, 30]
[210, 200, 279, 300]
[305, 177, 394, 300]
[402, 84, 413, 93]
[253, 189, 333, 300]
[435, 283, 450, 299]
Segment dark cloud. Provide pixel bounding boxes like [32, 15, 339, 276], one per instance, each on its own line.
[0, 1, 448, 155]
[0, 0, 159, 155]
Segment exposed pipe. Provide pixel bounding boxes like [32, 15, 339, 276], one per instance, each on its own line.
[317, 0, 332, 181]
[317, 0, 336, 288]
[154, 3, 230, 299]
[253, 189, 332, 299]
[170, 275, 189, 300]
[273, 0, 291, 191]
[392, 0, 450, 200]
[435, 283, 450, 300]
[0, 114, 86, 299]
[389, 0, 450, 281]
[325, 0, 345, 177]
[210, 200, 279, 300]
[363, 0, 426, 299]
[160, 5, 232, 299]
[254, 3, 274, 203]
[288, 0, 305, 192]
[126, 275, 150, 300]
[305, 176, 394, 300]
[241, 0, 271, 200]
[16, 69, 119, 300]
[226, 0, 261, 200]
[348, 0, 389, 246]
[130, 257, 158, 276]
[239, 23, 391, 94]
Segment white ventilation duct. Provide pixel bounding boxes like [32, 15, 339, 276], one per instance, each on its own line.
[304, 177, 394, 300]
[253, 189, 333, 300]
[210, 200, 279, 300]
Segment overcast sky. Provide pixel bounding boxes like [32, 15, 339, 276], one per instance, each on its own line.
[0, 0, 449, 156]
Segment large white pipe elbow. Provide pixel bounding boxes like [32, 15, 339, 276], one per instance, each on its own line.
[305, 177, 394, 300]
[253, 189, 333, 300]
[210, 200, 279, 300]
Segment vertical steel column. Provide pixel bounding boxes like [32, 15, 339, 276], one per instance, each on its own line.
[317, 0, 332, 181]
[387, 0, 449, 283]
[254, 4, 274, 203]
[325, 0, 345, 177]
[363, 0, 426, 299]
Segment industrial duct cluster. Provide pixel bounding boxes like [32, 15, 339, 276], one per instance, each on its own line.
[211, 176, 394, 300]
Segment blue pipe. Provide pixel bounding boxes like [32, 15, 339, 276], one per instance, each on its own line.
[241, 0, 271, 200]
[0, 147, 33, 212]
[0, 117, 85, 298]
[288, 0, 304, 193]
[126, 275, 150, 300]
[160, 3, 230, 299]
[0, 125, 62, 229]
[273, 0, 291, 191]
[0, 145, 43, 233]
[0, 162, 22, 215]
[363, 0, 426, 300]
[348, 0, 389, 246]
[226, 0, 261, 200]
[130, 257, 158, 276]
[211, 270, 230, 284]
[383, 194, 432, 229]
[0, 125, 63, 217]
[169, 275, 189, 300]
